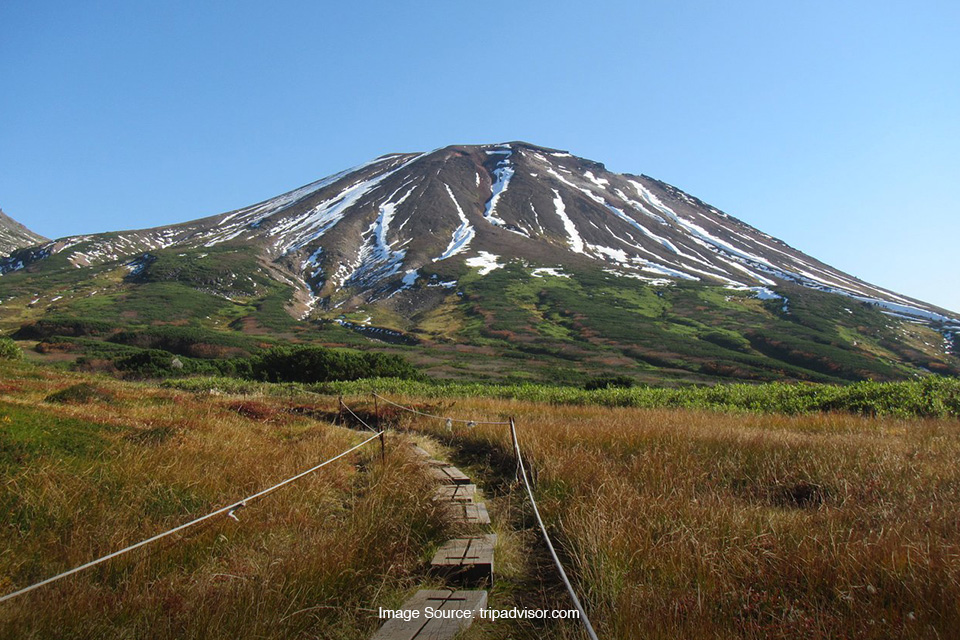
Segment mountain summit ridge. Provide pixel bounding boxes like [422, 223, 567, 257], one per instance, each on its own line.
[4, 141, 954, 321]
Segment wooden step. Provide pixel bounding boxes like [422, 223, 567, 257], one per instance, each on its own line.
[430, 534, 496, 586]
[434, 484, 476, 503]
[410, 445, 432, 459]
[444, 502, 490, 525]
[371, 589, 487, 640]
[429, 465, 471, 485]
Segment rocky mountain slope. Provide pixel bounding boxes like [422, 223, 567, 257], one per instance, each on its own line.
[1, 143, 957, 383]
[0, 209, 47, 257]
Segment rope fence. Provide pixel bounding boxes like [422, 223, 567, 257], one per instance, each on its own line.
[372, 392, 512, 426]
[0, 424, 384, 605]
[511, 417, 600, 640]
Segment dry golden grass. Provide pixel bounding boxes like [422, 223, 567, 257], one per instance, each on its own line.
[4, 364, 960, 639]
[0, 366, 450, 639]
[377, 395, 960, 639]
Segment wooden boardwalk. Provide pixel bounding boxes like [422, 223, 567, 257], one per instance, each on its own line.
[371, 443, 494, 640]
[444, 502, 490, 525]
[429, 465, 471, 485]
[430, 534, 496, 586]
[371, 589, 488, 640]
[435, 484, 476, 503]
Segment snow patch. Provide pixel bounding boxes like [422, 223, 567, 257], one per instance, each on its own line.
[269, 154, 425, 255]
[531, 267, 570, 278]
[726, 284, 783, 301]
[401, 269, 419, 286]
[584, 171, 609, 187]
[465, 251, 502, 275]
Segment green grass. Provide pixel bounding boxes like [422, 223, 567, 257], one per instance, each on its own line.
[0, 401, 118, 467]
[4, 254, 958, 386]
[305, 375, 960, 418]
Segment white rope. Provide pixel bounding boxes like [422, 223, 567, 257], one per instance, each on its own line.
[340, 398, 379, 433]
[373, 392, 511, 426]
[511, 419, 600, 640]
[0, 430, 383, 604]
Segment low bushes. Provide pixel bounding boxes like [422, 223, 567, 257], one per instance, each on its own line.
[0, 337, 23, 360]
[96, 344, 417, 384]
[251, 346, 418, 383]
[319, 375, 960, 419]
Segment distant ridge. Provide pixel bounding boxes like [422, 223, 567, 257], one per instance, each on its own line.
[0, 209, 47, 257]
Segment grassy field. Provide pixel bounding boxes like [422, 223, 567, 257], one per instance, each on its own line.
[369, 394, 960, 639]
[0, 363, 450, 639]
[166, 375, 960, 419]
[2, 362, 960, 638]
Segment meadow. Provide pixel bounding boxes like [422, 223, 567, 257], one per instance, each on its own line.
[0, 362, 449, 639]
[166, 374, 960, 419]
[1, 361, 959, 638]
[381, 394, 960, 639]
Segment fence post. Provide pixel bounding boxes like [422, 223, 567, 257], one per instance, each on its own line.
[337, 395, 343, 426]
[374, 393, 384, 462]
[510, 417, 520, 484]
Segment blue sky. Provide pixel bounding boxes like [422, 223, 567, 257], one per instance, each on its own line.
[2, 1, 958, 312]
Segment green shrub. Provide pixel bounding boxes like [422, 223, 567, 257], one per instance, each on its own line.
[0, 338, 23, 361]
[45, 383, 113, 404]
[583, 374, 636, 391]
[13, 317, 116, 340]
[113, 350, 185, 378]
[108, 326, 259, 359]
[701, 330, 751, 352]
[251, 345, 418, 383]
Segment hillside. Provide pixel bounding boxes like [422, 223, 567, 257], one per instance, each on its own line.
[1, 143, 957, 384]
[0, 209, 47, 257]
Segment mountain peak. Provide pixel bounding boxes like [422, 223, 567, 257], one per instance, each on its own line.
[2, 142, 957, 383]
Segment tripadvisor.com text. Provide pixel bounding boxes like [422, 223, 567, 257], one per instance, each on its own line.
[379, 606, 580, 622]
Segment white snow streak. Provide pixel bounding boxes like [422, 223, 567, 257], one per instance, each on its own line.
[435, 184, 475, 261]
[269, 154, 426, 255]
[552, 190, 585, 254]
[483, 148, 514, 226]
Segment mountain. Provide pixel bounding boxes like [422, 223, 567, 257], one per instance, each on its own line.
[1, 142, 957, 384]
[0, 209, 47, 257]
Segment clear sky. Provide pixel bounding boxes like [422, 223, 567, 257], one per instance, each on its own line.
[2, 1, 958, 313]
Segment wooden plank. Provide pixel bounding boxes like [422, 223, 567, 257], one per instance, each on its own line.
[434, 484, 476, 503]
[445, 502, 490, 525]
[429, 465, 471, 485]
[371, 589, 487, 640]
[430, 534, 496, 585]
[410, 445, 432, 459]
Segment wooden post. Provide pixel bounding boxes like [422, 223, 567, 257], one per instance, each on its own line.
[374, 392, 384, 462]
[509, 417, 520, 484]
[337, 394, 343, 426]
